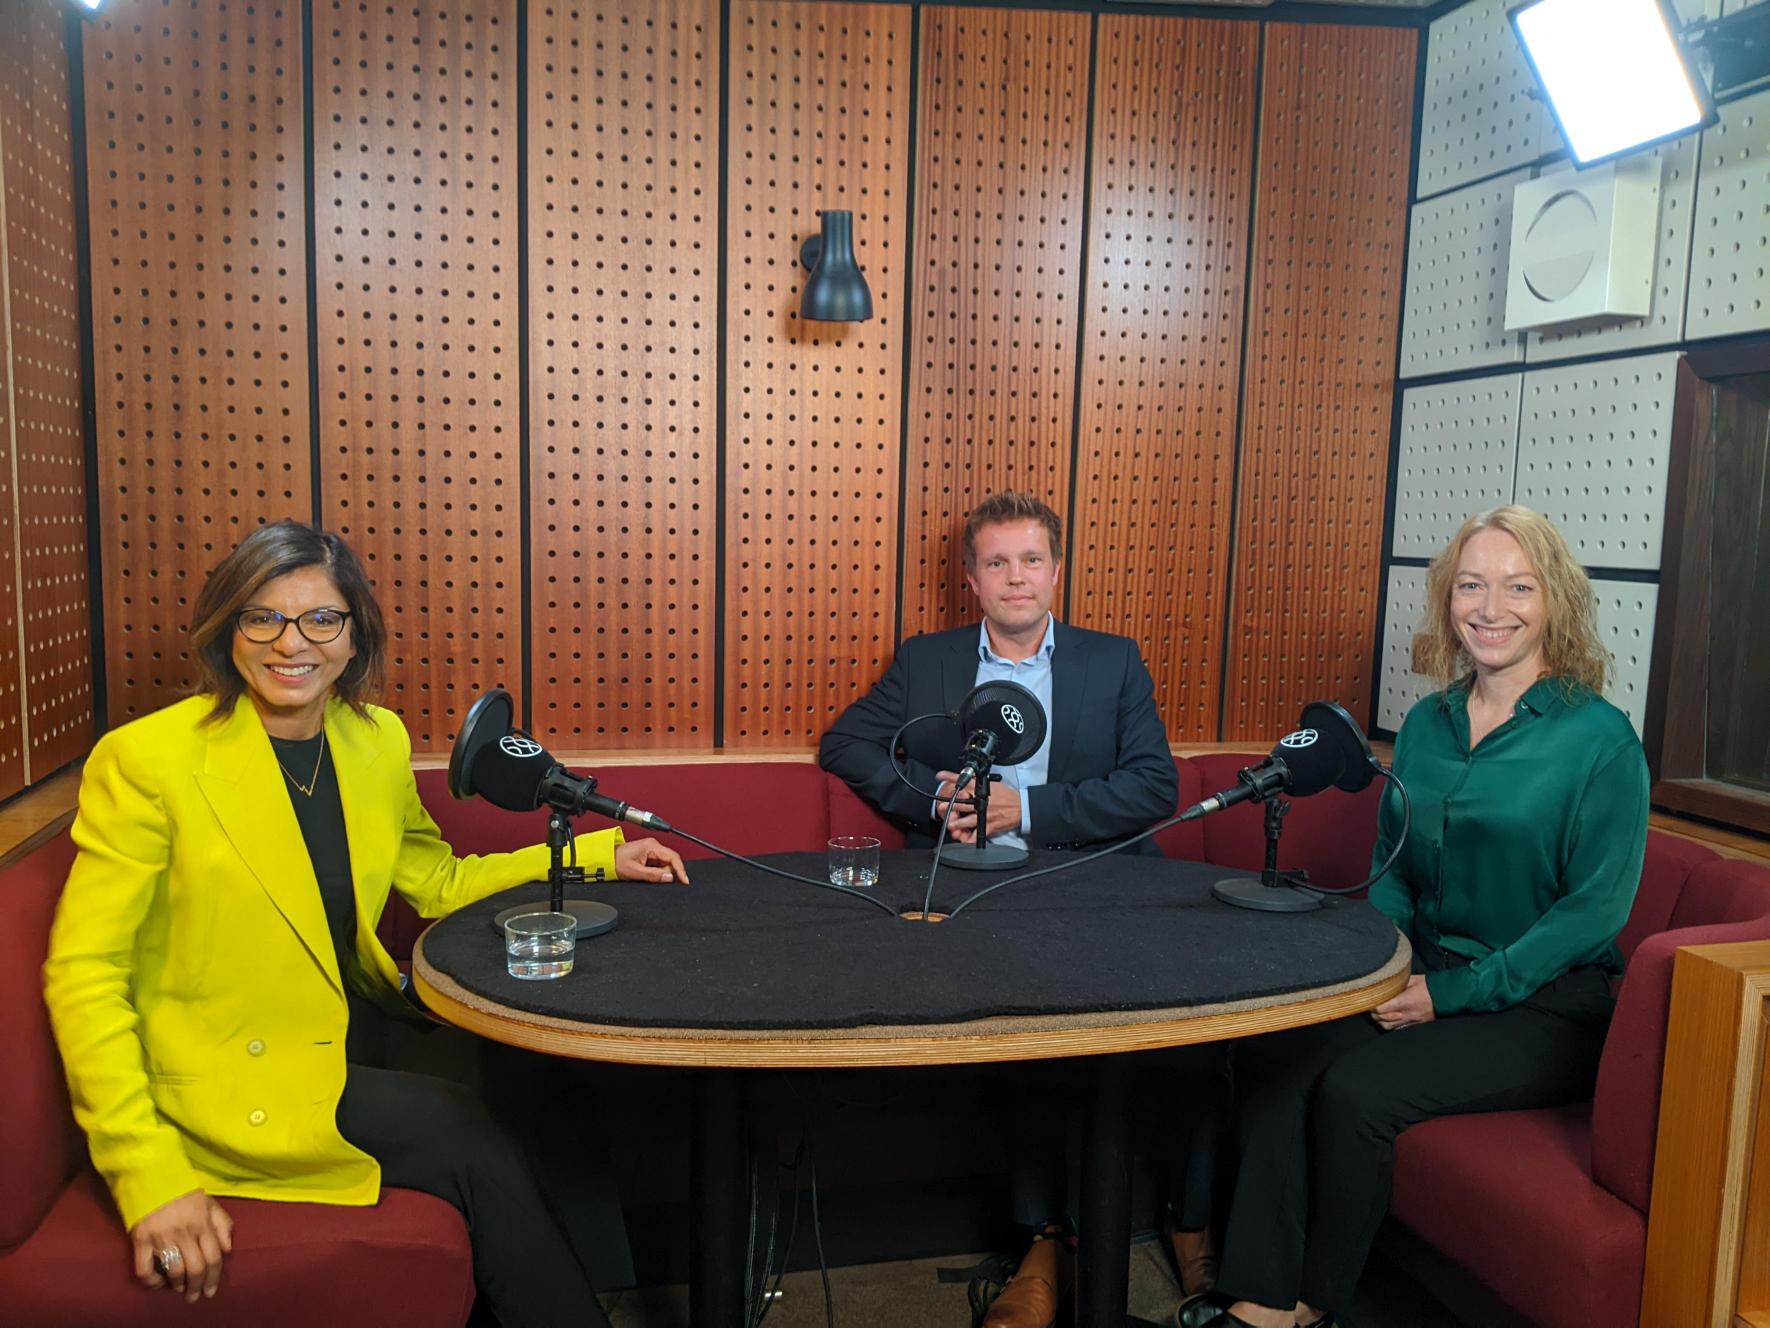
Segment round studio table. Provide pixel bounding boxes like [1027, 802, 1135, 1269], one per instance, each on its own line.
[413, 849, 1410, 1328]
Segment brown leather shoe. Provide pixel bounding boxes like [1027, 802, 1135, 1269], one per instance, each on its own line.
[1163, 1216, 1219, 1297]
[982, 1230, 1067, 1328]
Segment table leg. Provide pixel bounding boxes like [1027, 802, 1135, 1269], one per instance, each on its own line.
[1076, 1055, 1133, 1328]
[691, 1068, 749, 1328]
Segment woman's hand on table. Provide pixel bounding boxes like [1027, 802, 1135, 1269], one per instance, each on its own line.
[1371, 974, 1436, 1031]
[615, 838, 690, 883]
[130, 1188, 233, 1302]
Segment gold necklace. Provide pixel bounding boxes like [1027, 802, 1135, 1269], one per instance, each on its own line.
[275, 728, 327, 798]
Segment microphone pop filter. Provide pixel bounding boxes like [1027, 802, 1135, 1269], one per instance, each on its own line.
[449, 688, 564, 812]
[449, 688, 515, 800]
[955, 679, 1047, 767]
[1271, 700, 1377, 798]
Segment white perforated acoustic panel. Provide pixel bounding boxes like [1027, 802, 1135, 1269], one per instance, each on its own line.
[1685, 87, 1770, 341]
[1515, 352, 1678, 571]
[1392, 377, 1522, 558]
[1526, 139, 1699, 361]
[1722, 0, 1768, 15]
[1416, 0, 1552, 200]
[1592, 578, 1659, 735]
[1401, 171, 1528, 377]
[1378, 565, 1433, 733]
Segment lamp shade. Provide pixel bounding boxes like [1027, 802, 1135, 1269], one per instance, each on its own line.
[800, 210, 873, 322]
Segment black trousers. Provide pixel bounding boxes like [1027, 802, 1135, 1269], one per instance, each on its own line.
[336, 1061, 611, 1328]
[1213, 964, 1615, 1313]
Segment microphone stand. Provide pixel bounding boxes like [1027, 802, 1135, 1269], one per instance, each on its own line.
[937, 767, 1028, 871]
[1210, 796, 1323, 913]
[491, 807, 622, 938]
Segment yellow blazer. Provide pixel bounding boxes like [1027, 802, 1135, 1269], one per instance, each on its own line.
[42, 694, 622, 1230]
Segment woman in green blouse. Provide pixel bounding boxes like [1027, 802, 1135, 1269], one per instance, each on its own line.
[1178, 506, 1649, 1328]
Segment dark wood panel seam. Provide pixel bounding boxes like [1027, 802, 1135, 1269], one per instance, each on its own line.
[892, 2, 923, 654]
[1214, 23, 1265, 744]
[65, 7, 104, 737]
[302, 0, 321, 527]
[712, 0, 732, 747]
[516, 0, 532, 732]
[1061, 9, 1100, 608]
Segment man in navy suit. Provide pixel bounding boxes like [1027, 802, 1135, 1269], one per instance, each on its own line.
[818, 491, 1178, 1328]
[819, 491, 1177, 856]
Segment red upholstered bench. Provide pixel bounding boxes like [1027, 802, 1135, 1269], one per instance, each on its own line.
[0, 835, 475, 1328]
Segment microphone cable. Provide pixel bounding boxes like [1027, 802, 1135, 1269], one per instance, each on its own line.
[946, 765, 1413, 917]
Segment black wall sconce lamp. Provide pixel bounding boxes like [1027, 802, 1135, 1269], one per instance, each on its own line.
[799, 210, 873, 323]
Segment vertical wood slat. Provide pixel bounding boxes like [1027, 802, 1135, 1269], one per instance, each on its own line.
[1223, 23, 1415, 741]
[85, 0, 310, 724]
[1069, 15, 1257, 742]
[528, 0, 720, 748]
[900, 5, 1092, 640]
[8, 0, 93, 778]
[723, 0, 911, 747]
[315, 0, 520, 751]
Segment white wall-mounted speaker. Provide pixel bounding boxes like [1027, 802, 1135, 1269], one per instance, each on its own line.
[1504, 158, 1663, 330]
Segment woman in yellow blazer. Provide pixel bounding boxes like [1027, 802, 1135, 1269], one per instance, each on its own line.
[43, 521, 686, 1326]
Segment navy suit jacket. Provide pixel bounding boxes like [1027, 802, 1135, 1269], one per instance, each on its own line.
[817, 622, 1178, 854]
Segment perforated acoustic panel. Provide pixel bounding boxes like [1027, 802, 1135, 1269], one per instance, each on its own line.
[1069, 15, 1256, 742]
[1685, 86, 1770, 341]
[723, 1, 910, 746]
[529, 0, 718, 747]
[315, 0, 519, 753]
[1223, 23, 1416, 742]
[1514, 352, 1678, 572]
[1415, 0, 1552, 201]
[1593, 577, 1658, 735]
[1526, 140, 1700, 362]
[0, 47, 23, 798]
[1399, 169, 1527, 378]
[3, 0, 91, 780]
[86, 0, 310, 724]
[1390, 376, 1521, 558]
[899, 6, 1091, 639]
[1376, 564, 1431, 733]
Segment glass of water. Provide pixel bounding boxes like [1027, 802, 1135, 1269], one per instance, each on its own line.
[504, 911, 577, 980]
[827, 835, 881, 890]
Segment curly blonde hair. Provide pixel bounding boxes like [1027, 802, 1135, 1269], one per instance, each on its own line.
[1416, 505, 1611, 693]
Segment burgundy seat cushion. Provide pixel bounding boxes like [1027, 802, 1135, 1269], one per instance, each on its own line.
[0, 834, 84, 1251]
[1391, 1104, 1644, 1328]
[1151, 757, 1206, 862]
[825, 771, 908, 849]
[0, 1169, 472, 1328]
[1184, 752, 1382, 890]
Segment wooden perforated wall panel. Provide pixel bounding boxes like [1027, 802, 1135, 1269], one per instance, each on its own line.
[1069, 15, 1257, 742]
[1223, 23, 1416, 740]
[0, 35, 25, 798]
[900, 6, 1092, 638]
[723, 0, 911, 746]
[85, 0, 310, 724]
[4, 1, 92, 780]
[314, 0, 520, 752]
[529, 0, 720, 747]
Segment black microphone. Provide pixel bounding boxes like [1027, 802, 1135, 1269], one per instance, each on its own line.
[1179, 700, 1380, 820]
[952, 680, 1046, 788]
[535, 765, 673, 831]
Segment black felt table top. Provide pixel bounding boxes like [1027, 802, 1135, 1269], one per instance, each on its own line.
[418, 851, 1403, 1032]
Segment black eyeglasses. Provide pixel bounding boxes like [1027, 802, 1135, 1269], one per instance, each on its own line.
[234, 607, 353, 645]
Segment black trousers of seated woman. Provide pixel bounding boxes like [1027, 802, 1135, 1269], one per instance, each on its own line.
[338, 994, 618, 1328]
[1211, 956, 1615, 1315]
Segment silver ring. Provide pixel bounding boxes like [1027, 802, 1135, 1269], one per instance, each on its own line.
[153, 1246, 183, 1275]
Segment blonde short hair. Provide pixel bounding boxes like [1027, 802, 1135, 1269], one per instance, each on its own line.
[1416, 505, 1611, 693]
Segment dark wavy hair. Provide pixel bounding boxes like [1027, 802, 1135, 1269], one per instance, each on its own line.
[187, 521, 387, 722]
[962, 492, 1063, 570]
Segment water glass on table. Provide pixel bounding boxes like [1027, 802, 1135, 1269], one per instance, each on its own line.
[504, 911, 577, 980]
[827, 835, 881, 890]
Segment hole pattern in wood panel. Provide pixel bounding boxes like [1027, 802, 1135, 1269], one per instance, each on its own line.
[901, 6, 1091, 639]
[85, 0, 310, 723]
[6, 1, 94, 778]
[723, 0, 909, 746]
[1225, 24, 1416, 740]
[530, 0, 719, 746]
[0, 46, 23, 798]
[316, 0, 518, 752]
[1070, 15, 1256, 742]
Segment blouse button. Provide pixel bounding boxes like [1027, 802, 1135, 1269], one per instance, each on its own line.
[248, 1109, 267, 1127]
[246, 1039, 266, 1056]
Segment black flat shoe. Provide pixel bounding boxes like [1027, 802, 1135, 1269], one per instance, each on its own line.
[1174, 1292, 1233, 1328]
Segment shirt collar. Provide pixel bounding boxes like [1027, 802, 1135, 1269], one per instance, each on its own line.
[978, 614, 1056, 665]
[1443, 675, 1578, 718]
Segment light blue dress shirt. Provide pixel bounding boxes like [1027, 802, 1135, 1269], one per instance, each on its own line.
[968, 614, 1056, 849]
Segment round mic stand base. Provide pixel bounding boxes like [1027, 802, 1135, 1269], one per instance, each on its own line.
[492, 898, 622, 938]
[938, 841, 1029, 871]
[489, 807, 622, 939]
[1210, 875, 1322, 913]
